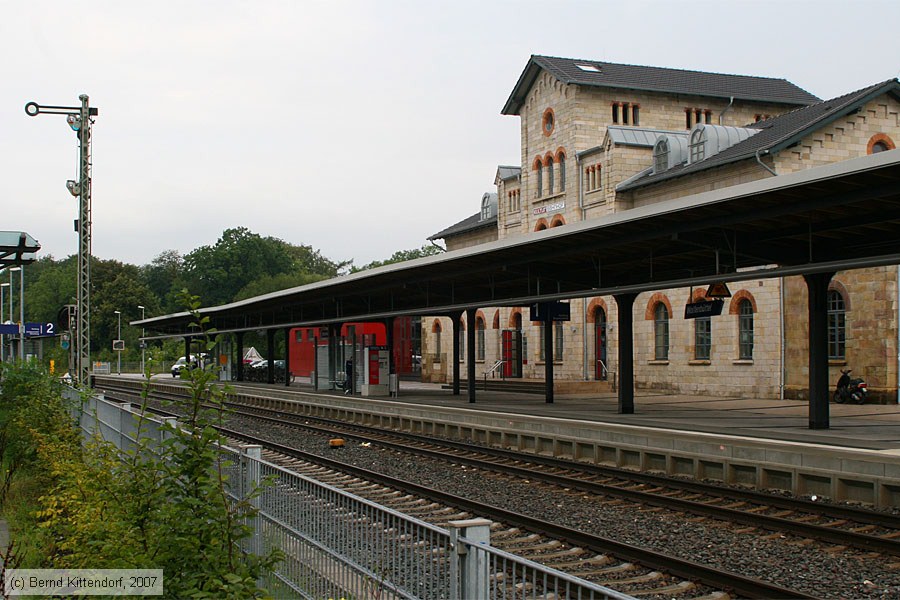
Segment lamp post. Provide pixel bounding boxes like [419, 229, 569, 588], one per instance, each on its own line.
[7, 269, 12, 321]
[10, 267, 23, 360]
[0, 282, 7, 362]
[137, 305, 145, 376]
[114, 310, 121, 375]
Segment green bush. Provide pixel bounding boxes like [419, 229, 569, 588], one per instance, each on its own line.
[0, 292, 281, 598]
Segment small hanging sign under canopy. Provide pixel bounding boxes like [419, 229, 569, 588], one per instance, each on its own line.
[705, 281, 732, 298]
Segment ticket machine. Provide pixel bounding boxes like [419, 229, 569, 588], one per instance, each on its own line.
[362, 346, 390, 396]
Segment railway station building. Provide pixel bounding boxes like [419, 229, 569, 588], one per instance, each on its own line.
[422, 55, 900, 402]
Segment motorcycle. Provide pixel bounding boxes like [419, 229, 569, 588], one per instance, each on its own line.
[833, 369, 869, 404]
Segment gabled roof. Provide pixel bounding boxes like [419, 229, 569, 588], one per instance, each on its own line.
[495, 165, 521, 183]
[428, 212, 496, 241]
[618, 78, 900, 192]
[502, 55, 820, 115]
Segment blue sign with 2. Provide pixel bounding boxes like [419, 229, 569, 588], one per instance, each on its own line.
[25, 322, 56, 337]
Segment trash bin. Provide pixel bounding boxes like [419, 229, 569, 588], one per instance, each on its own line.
[389, 374, 399, 397]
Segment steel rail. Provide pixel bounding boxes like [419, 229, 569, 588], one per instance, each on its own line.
[215, 424, 815, 600]
[222, 403, 900, 555]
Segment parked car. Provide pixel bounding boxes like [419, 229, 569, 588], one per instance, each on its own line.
[171, 354, 206, 377]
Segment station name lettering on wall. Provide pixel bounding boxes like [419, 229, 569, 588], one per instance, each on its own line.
[533, 202, 565, 216]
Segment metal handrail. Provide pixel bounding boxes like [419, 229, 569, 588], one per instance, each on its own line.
[486, 359, 505, 377]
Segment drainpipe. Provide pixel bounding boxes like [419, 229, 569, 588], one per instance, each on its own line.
[577, 153, 588, 380]
[429, 240, 446, 252]
[577, 153, 585, 220]
[718, 96, 734, 125]
[780, 276, 786, 400]
[583, 298, 589, 381]
[755, 149, 777, 176]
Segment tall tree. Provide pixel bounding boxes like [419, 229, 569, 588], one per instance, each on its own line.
[141, 250, 185, 314]
[182, 227, 296, 306]
[352, 244, 443, 272]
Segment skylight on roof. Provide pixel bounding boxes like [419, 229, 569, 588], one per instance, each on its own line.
[575, 64, 601, 73]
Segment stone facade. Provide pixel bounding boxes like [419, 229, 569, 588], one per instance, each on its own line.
[424, 58, 900, 401]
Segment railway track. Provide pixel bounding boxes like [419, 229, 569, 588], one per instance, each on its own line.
[100, 380, 900, 557]
[97, 381, 838, 598]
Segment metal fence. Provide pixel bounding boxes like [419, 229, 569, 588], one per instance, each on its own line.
[68, 388, 633, 600]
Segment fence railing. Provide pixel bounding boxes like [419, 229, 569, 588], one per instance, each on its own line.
[67, 387, 633, 600]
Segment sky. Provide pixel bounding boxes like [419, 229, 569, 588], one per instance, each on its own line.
[3, 0, 899, 270]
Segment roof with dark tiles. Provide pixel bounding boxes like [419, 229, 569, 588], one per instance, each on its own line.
[428, 212, 496, 241]
[502, 55, 821, 115]
[617, 79, 900, 192]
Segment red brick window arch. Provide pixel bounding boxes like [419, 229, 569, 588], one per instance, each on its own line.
[729, 291, 757, 360]
[533, 156, 544, 198]
[556, 148, 567, 191]
[534, 218, 549, 231]
[868, 133, 896, 154]
[644, 293, 672, 361]
[550, 215, 566, 228]
[545, 152, 555, 194]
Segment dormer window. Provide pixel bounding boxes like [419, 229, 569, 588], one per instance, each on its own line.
[480, 193, 497, 221]
[575, 64, 601, 72]
[689, 128, 705, 163]
[654, 139, 669, 173]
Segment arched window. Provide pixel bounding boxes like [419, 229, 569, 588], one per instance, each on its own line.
[689, 128, 705, 163]
[594, 306, 608, 380]
[654, 303, 669, 360]
[476, 317, 485, 361]
[558, 153, 566, 191]
[694, 315, 711, 360]
[827, 290, 846, 359]
[553, 321, 564, 361]
[738, 299, 753, 360]
[536, 161, 543, 198]
[868, 134, 895, 155]
[547, 156, 555, 194]
[654, 139, 669, 173]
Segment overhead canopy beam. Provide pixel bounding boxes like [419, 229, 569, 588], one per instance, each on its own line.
[136, 152, 900, 340]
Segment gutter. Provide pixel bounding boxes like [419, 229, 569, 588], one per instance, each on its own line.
[755, 149, 777, 176]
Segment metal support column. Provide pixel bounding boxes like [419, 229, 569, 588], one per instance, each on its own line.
[805, 272, 835, 429]
[615, 293, 637, 414]
[184, 337, 191, 371]
[235, 332, 245, 382]
[466, 307, 476, 403]
[328, 323, 340, 391]
[451, 312, 461, 396]
[283, 327, 291, 387]
[543, 303, 554, 404]
[385, 317, 395, 375]
[266, 329, 276, 384]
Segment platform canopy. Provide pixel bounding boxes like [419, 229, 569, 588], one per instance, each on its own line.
[0, 231, 40, 268]
[137, 150, 900, 338]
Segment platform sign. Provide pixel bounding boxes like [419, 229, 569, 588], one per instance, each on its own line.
[529, 301, 571, 322]
[684, 299, 724, 319]
[0, 323, 18, 335]
[25, 322, 55, 337]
